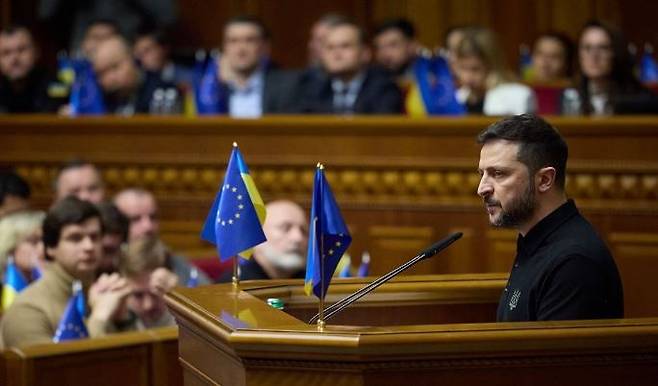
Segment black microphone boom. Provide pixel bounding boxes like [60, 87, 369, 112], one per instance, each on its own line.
[308, 232, 463, 324]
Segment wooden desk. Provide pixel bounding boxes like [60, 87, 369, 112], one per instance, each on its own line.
[2, 115, 657, 315]
[166, 275, 658, 386]
[2, 327, 181, 386]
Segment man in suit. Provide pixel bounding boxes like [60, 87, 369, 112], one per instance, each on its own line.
[217, 16, 297, 117]
[294, 19, 402, 114]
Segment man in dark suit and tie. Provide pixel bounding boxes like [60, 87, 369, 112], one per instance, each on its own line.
[294, 19, 403, 114]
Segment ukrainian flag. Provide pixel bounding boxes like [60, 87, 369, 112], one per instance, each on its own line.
[201, 143, 267, 261]
[2, 258, 28, 310]
[305, 164, 352, 299]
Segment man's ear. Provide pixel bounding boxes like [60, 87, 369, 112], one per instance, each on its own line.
[536, 167, 557, 193]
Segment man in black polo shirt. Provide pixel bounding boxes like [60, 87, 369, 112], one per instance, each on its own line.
[476, 114, 623, 321]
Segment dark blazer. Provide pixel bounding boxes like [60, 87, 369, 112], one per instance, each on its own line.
[262, 69, 302, 114]
[291, 67, 403, 114]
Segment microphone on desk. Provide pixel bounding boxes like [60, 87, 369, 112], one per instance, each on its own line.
[308, 232, 463, 324]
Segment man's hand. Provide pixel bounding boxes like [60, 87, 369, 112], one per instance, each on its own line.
[88, 273, 132, 323]
[149, 267, 178, 296]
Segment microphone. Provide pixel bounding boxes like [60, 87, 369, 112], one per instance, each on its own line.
[308, 232, 463, 324]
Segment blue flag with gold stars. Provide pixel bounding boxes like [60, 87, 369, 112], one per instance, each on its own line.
[201, 144, 267, 261]
[305, 165, 352, 299]
[53, 281, 88, 343]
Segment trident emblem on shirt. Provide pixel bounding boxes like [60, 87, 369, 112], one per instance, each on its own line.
[509, 289, 521, 311]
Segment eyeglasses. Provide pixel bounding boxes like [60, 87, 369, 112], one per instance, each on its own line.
[580, 44, 613, 55]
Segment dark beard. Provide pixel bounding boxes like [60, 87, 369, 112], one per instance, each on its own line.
[492, 181, 537, 228]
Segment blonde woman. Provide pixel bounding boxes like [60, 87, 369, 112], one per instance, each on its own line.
[0, 210, 45, 282]
[453, 27, 536, 115]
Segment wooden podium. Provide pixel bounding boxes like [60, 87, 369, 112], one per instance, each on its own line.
[165, 274, 658, 386]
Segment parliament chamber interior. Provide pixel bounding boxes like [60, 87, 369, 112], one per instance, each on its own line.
[1, 1, 658, 385]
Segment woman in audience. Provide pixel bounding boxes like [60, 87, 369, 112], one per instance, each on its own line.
[575, 20, 658, 115]
[0, 210, 45, 282]
[453, 27, 536, 115]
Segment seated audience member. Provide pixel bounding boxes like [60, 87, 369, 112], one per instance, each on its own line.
[90, 35, 179, 115]
[133, 27, 194, 87]
[215, 16, 298, 117]
[444, 25, 469, 75]
[373, 18, 419, 81]
[97, 202, 129, 275]
[453, 27, 536, 115]
[0, 25, 55, 113]
[295, 19, 403, 114]
[218, 200, 308, 282]
[0, 171, 31, 218]
[573, 20, 658, 115]
[0, 197, 137, 348]
[53, 160, 105, 204]
[120, 237, 178, 328]
[78, 19, 120, 58]
[0, 210, 45, 283]
[530, 32, 574, 85]
[307, 13, 348, 68]
[113, 188, 210, 285]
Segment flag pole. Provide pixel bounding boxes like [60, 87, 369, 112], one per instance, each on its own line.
[232, 255, 239, 288]
[317, 163, 326, 331]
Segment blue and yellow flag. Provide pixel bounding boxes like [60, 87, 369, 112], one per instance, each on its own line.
[195, 54, 229, 115]
[304, 165, 352, 299]
[2, 257, 28, 309]
[53, 281, 89, 343]
[407, 55, 465, 116]
[70, 59, 105, 115]
[640, 47, 658, 84]
[201, 144, 267, 261]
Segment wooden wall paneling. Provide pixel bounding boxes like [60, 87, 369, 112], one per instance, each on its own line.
[485, 229, 517, 273]
[609, 232, 658, 318]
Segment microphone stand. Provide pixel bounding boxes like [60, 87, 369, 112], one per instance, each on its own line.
[309, 232, 462, 324]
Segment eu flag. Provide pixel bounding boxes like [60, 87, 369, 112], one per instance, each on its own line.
[70, 59, 105, 115]
[305, 165, 352, 299]
[186, 267, 199, 287]
[201, 144, 267, 261]
[53, 281, 89, 342]
[2, 258, 28, 309]
[195, 54, 228, 114]
[357, 251, 370, 277]
[413, 55, 465, 116]
[640, 49, 658, 84]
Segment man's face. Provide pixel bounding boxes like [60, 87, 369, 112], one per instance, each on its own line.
[223, 23, 265, 74]
[477, 140, 537, 229]
[322, 25, 369, 77]
[92, 38, 139, 95]
[115, 193, 159, 240]
[56, 165, 105, 204]
[374, 29, 415, 74]
[579, 27, 613, 81]
[454, 55, 488, 93]
[99, 232, 122, 274]
[47, 217, 102, 278]
[255, 201, 308, 271]
[133, 36, 167, 72]
[308, 21, 331, 65]
[532, 37, 567, 82]
[0, 29, 37, 81]
[126, 272, 168, 327]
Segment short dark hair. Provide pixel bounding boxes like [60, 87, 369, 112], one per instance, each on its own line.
[224, 15, 270, 40]
[0, 24, 32, 37]
[0, 171, 31, 205]
[43, 197, 103, 258]
[97, 202, 129, 241]
[374, 18, 416, 40]
[477, 114, 568, 189]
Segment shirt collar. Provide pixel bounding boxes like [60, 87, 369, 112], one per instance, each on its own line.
[331, 71, 366, 94]
[517, 199, 579, 257]
[228, 67, 265, 92]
